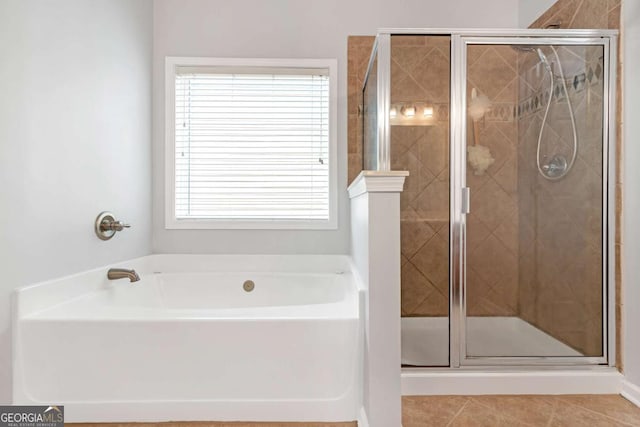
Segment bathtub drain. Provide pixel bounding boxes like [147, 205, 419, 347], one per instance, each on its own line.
[243, 280, 255, 292]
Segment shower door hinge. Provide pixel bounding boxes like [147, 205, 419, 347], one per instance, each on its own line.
[461, 187, 471, 214]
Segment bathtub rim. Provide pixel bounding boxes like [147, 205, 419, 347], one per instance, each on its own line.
[21, 272, 358, 321]
[13, 254, 357, 319]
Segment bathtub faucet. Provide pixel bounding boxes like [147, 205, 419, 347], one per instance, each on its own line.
[107, 268, 140, 283]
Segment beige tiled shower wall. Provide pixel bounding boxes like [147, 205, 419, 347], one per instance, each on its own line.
[390, 36, 451, 317]
[465, 45, 520, 317]
[347, 36, 374, 184]
[394, 40, 521, 318]
[348, 36, 520, 317]
[347, 36, 452, 316]
[528, 0, 622, 361]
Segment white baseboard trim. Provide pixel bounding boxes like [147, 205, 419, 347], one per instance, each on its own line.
[622, 380, 640, 407]
[357, 407, 370, 427]
[402, 368, 623, 395]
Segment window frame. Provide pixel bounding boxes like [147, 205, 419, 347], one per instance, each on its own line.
[164, 56, 338, 230]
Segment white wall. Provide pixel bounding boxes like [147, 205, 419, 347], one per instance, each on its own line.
[0, 0, 153, 402]
[151, 0, 519, 255]
[517, 0, 557, 27]
[623, 0, 640, 388]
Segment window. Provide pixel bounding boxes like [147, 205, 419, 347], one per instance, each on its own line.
[165, 57, 337, 229]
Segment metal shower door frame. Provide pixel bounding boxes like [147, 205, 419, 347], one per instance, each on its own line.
[366, 29, 617, 369]
[449, 33, 617, 368]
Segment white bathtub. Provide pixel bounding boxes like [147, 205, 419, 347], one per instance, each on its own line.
[12, 255, 361, 423]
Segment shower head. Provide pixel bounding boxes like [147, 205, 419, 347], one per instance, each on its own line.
[536, 48, 552, 73]
[512, 45, 553, 73]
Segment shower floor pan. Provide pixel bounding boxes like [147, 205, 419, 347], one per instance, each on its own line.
[402, 316, 581, 366]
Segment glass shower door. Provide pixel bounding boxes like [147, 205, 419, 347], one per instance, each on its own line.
[460, 38, 611, 363]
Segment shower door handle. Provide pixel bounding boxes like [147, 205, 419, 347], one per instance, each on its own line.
[461, 187, 471, 214]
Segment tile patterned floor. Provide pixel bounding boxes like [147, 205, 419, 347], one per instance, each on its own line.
[68, 395, 640, 427]
[403, 395, 640, 427]
[70, 423, 356, 427]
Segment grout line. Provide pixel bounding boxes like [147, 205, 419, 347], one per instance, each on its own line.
[488, 123, 517, 154]
[468, 396, 560, 427]
[567, 0, 585, 29]
[562, 401, 639, 427]
[467, 395, 491, 410]
[491, 76, 518, 105]
[402, 262, 439, 314]
[493, 47, 519, 75]
[391, 46, 435, 78]
[467, 47, 491, 70]
[445, 398, 471, 427]
[404, 225, 439, 259]
[545, 397, 561, 427]
[460, 397, 541, 427]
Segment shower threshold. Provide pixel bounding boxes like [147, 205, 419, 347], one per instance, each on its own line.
[402, 316, 581, 367]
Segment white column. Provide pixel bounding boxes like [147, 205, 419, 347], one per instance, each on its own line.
[349, 171, 408, 427]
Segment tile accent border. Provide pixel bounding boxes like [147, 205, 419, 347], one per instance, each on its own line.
[517, 59, 604, 118]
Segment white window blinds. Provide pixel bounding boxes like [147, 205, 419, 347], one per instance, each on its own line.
[174, 67, 330, 222]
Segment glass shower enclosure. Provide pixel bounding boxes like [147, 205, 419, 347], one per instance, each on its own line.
[361, 29, 618, 368]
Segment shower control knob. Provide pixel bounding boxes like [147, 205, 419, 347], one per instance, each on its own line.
[541, 155, 568, 178]
[103, 220, 130, 232]
[95, 211, 131, 240]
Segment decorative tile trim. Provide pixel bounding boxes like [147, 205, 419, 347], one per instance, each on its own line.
[517, 59, 604, 118]
[485, 103, 516, 122]
[431, 102, 515, 123]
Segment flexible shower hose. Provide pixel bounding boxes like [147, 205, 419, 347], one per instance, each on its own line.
[536, 46, 578, 180]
